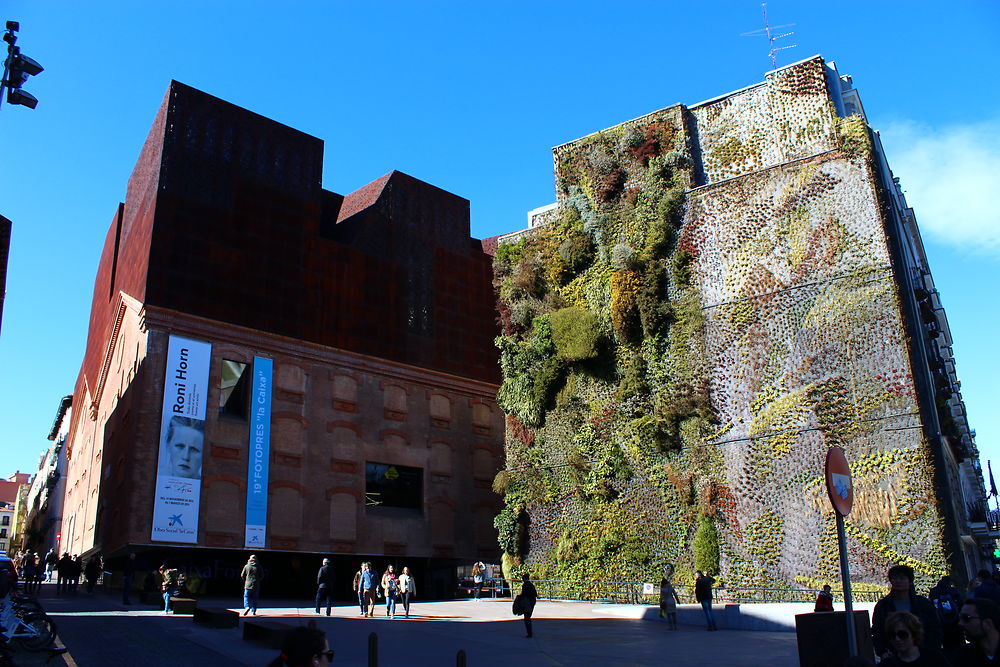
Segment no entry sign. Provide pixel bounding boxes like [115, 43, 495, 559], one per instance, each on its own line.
[825, 447, 853, 516]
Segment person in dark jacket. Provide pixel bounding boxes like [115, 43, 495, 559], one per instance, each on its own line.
[56, 553, 72, 595]
[122, 553, 136, 605]
[315, 558, 335, 616]
[928, 575, 964, 651]
[241, 554, 260, 616]
[956, 597, 1000, 665]
[695, 570, 718, 631]
[974, 569, 1000, 605]
[520, 573, 538, 638]
[84, 554, 101, 594]
[878, 611, 950, 667]
[871, 565, 942, 659]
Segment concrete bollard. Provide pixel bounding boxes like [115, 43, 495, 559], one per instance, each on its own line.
[368, 632, 378, 667]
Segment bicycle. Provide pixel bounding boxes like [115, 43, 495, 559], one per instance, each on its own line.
[0, 593, 58, 650]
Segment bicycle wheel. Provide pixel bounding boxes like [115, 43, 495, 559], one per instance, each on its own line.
[13, 615, 57, 650]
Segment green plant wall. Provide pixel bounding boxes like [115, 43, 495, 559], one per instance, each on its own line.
[494, 56, 949, 594]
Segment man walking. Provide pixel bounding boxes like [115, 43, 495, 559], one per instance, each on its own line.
[352, 562, 367, 615]
[695, 570, 718, 631]
[122, 553, 136, 605]
[315, 558, 335, 616]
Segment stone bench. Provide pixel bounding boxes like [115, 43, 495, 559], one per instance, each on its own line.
[242, 619, 296, 648]
[193, 606, 239, 628]
[168, 597, 197, 614]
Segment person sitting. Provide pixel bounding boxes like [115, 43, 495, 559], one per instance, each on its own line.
[877, 611, 949, 666]
[267, 624, 334, 667]
[815, 584, 835, 612]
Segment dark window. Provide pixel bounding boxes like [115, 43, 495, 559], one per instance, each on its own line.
[0, 528, 6, 538]
[365, 462, 422, 510]
[219, 360, 249, 418]
[0, 516, 8, 526]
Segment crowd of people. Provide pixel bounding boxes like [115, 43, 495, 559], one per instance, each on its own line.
[5, 548, 104, 596]
[350, 561, 417, 618]
[810, 565, 1000, 666]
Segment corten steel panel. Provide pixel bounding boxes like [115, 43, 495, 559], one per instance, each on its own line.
[75, 80, 501, 441]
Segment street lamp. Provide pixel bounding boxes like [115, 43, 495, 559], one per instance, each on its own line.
[1, 21, 44, 110]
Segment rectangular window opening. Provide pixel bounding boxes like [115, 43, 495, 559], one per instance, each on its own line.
[365, 462, 422, 510]
[219, 359, 250, 419]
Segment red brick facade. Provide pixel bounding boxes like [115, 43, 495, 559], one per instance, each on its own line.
[62, 82, 503, 571]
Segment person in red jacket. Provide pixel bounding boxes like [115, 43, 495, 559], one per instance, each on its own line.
[815, 584, 834, 612]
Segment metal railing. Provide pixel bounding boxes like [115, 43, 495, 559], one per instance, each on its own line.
[520, 580, 884, 604]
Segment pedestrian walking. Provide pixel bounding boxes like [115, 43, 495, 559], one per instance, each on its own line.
[398, 566, 416, 618]
[472, 561, 485, 601]
[695, 570, 717, 631]
[56, 552, 72, 595]
[928, 575, 963, 651]
[84, 553, 101, 594]
[70, 554, 82, 594]
[160, 563, 179, 614]
[659, 575, 680, 630]
[352, 562, 367, 615]
[315, 558, 335, 616]
[241, 554, 261, 616]
[814, 584, 834, 612]
[122, 553, 137, 605]
[20, 553, 37, 595]
[381, 564, 399, 618]
[871, 564, 942, 659]
[519, 573, 538, 638]
[44, 549, 57, 582]
[361, 562, 378, 617]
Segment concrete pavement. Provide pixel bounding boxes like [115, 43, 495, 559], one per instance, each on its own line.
[20, 584, 803, 666]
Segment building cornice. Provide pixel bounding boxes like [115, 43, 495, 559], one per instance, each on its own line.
[139, 304, 500, 399]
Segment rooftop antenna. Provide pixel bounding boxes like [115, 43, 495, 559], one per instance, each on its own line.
[741, 2, 797, 69]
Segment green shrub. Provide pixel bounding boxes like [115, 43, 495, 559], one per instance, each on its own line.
[495, 506, 520, 555]
[693, 515, 720, 574]
[550, 306, 602, 361]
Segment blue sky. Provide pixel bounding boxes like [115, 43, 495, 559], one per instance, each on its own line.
[1, 1, 998, 491]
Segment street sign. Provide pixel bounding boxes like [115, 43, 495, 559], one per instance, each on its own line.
[825, 446, 853, 516]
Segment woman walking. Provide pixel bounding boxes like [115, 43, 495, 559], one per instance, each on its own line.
[520, 573, 538, 638]
[241, 554, 260, 616]
[381, 564, 399, 618]
[471, 561, 485, 601]
[659, 575, 681, 630]
[398, 566, 416, 618]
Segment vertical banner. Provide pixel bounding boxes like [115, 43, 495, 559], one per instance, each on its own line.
[244, 356, 273, 548]
[151, 335, 212, 543]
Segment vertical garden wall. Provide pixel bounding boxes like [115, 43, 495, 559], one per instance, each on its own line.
[493, 56, 948, 593]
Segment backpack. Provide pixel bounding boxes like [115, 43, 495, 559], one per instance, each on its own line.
[934, 590, 959, 621]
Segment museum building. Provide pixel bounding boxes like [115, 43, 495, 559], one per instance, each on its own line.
[60, 81, 503, 595]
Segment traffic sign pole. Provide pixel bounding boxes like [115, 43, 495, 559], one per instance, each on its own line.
[836, 512, 857, 657]
[825, 446, 857, 658]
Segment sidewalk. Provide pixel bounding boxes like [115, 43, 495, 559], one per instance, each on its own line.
[24, 583, 801, 666]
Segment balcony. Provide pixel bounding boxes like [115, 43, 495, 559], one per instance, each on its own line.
[966, 501, 1000, 538]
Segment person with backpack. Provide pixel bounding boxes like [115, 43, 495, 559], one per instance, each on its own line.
[381, 564, 399, 618]
[928, 575, 963, 650]
[160, 564, 179, 614]
[241, 554, 261, 616]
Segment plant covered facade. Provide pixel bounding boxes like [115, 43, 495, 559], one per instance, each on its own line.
[492, 56, 977, 594]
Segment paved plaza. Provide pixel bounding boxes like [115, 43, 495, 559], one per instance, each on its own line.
[15, 584, 802, 666]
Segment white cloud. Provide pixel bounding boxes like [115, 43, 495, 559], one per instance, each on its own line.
[878, 118, 1000, 253]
